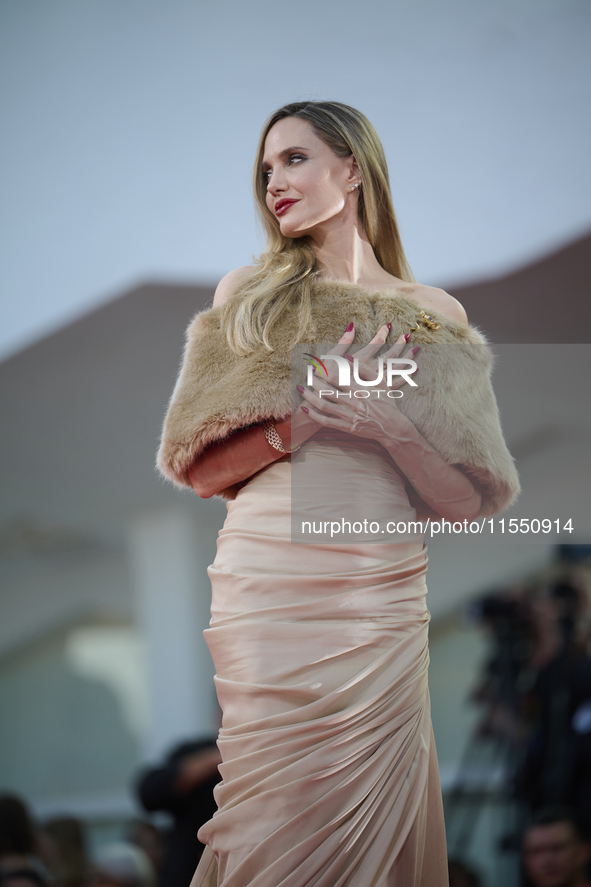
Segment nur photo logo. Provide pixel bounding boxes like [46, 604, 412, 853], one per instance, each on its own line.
[302, 353, 417, 398]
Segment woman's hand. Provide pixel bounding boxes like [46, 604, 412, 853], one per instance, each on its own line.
[297, 322, 418, 445]
[296, 319, 482, 522]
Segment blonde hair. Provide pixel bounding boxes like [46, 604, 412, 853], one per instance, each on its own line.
[223, 100, 414, 354]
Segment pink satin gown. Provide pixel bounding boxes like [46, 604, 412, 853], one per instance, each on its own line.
[190, 432, 448, 886]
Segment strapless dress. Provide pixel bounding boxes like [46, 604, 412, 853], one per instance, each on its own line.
[190, 431, 448, 887]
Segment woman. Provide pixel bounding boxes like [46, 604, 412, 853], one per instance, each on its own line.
[157, 101, 520, 887]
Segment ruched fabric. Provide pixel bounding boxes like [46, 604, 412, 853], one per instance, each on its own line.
[190, 438, 448, 886]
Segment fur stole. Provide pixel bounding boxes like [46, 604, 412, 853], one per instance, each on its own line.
[156, 279, 520, 514]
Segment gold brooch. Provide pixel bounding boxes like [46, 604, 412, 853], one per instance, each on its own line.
[410, 310, 441, 332]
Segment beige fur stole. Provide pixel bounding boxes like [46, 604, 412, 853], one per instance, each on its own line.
[156, 279, 520, 514]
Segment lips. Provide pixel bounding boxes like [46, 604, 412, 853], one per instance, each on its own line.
[275, 199, 300, 217]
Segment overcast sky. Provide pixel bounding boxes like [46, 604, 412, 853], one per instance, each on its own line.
[1, 0, 590, 358]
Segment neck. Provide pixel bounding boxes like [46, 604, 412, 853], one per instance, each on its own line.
[308, 214, 392, 286]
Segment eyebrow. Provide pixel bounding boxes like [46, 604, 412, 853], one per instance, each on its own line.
[261, 146, 309, 170]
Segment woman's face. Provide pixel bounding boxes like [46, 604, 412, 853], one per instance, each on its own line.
[262, 117, 359, 239]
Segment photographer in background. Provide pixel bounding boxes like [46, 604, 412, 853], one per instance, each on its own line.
[135, 739, 221, 887]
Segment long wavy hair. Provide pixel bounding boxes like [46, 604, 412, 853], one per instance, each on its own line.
[223, 100, 414, 354]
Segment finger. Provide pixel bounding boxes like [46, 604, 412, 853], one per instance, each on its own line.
[381, 332, 412, 360]
[305, 323, 356, 383]
[305, 385, 359, 422]
[326, 321, 356, 357]
[299, 383, 362, 424]
[347, 324, 397, 382]
[351, 323, 392, 362]
[306, 364, 349, 393]
[301, 403, 348, 429]
[347, 354, 385, 386]
[299, 381, 340, 403]
[386, 346, 420, 389]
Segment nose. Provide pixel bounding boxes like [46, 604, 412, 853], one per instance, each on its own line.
[266, 167, 287, 196]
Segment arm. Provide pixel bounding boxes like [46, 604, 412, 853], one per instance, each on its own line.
[189, 266, 289, 498]
[187, 412, 318, 499]
[188, 277, 353, 498]
[377, 412, 482, 522]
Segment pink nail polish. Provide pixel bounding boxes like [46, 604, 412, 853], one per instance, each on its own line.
[404, 333, 410, 343]
[412, 346, 420, 356]
[301, 406, 309, 414]
[344, 354, 353, 362]
[346, 322, 354, 332]
[296, 384, 304, 394]
[386, 323, 392, 331]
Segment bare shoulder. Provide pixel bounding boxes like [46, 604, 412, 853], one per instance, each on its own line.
[403, 283, 468, 326]
[212, 265, 256, 308]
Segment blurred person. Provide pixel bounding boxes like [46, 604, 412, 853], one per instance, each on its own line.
[135, 740, 220, 887]
[124, 823, 164, 882]
[448, 858, 481, 887]
[522, 808, 591, 887]
[0, 872, 47, 887]
[0, 794, 49, 887]
[39, 817, 87, 887]
[469, 586, 533, 745]
[519, 579, 591, 827]
[89, 843, 154, 887]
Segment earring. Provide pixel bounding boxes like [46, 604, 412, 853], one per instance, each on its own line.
[349, 182, 361, 192]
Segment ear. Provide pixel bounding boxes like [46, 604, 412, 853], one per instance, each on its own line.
[345, 155, 361, 188]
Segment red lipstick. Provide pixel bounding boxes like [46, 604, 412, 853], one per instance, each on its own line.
[275, 199, 299, 216]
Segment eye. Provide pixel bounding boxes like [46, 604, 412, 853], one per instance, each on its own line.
[263, 154, 307, 183]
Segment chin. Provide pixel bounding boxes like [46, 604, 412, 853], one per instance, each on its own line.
[279, 223, 305, 239]
[279, 218, 318, 240]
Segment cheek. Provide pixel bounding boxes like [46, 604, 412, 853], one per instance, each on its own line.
[315, 168, 346, 201]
